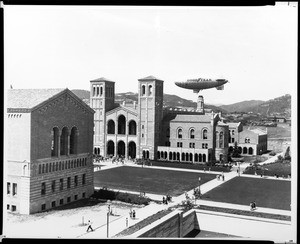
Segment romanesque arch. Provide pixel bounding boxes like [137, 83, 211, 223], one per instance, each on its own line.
[69, 127, 78, 155]
[128, 120, 137, 135]
[117, 140, 125, 157]
[51, 127, 59, 157]
[107, 141, 115, 156]
[60, 127, 69, 156]
[118, 115, 126, 134]
[128, 141, 136, 159]
[107, 120, 115, 134]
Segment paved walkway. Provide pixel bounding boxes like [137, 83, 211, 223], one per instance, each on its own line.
[81, 160, 291, 238]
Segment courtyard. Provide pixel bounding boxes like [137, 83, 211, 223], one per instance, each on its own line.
[94, 166, 216, 196]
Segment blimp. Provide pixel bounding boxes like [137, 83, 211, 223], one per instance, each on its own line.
[175, 78, 229, 93]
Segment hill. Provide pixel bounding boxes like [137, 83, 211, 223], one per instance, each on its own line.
[72, 89, 228, 113]
[220, 94, 291, 117]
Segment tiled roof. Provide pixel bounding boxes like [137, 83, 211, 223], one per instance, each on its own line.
[217, 121, 229, 126]
[138, 75, 163, 81]
[7, 88, 65, 109]
[170, 114, 211, 123]
[226, 122, 241, 127]
[90, 77, 114, 82]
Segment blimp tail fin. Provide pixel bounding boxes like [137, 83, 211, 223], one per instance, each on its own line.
[193, 89, 200, 93]
[216, 85, 224, 90]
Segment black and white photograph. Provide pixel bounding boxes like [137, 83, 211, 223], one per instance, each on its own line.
[2, 2, 297, 242]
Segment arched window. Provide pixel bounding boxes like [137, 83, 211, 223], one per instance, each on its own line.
[70, 127, 78, 155]
[51, 127, 59, 157]
[199, 154, 202, 162]
[164, 151, 167, 159]
[248, 147, 253, 155]
[182, 153, 185, 161]
[100, 86, 103, 96]
[129, 120, 137, 135]
[243, 147, 248, 154]
[169, 152, 172, 160]
[96, 86, 100, 96]
[203, 129, 208, 139]
[173, 152, 176, 160]
[189, 153, 193, 162]
[107, 120, 115, 134]
[118, 115, 126, 134]
[195, 154, 198, 162]
[93, 86, 96, 97]
[157, 151, 160, 159]
[190, 129, 195, 139]
[148, 85, 152, 96]
[177, 152, 180, 161]
[185, 153, 189, 161]
[146, 151, 149, 159]
[177, 128, 183, 139]
[142, 85, 146, 96]
[203, 154, 206, 162]
[60, 127, 69, 156]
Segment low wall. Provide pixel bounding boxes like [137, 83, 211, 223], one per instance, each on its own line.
[130, 209, 199, 238]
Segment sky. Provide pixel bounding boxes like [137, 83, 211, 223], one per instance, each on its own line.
[4, 4, 298, 105]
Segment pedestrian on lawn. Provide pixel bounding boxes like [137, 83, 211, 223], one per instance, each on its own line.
[132, 210, 136, 219]
[162, 196, 166, 204]
[86, 220, 94, 232]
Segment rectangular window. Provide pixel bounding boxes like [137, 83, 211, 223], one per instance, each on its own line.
[60, 199, 64, 205]
[41, 182, 46, 195]
[67, 177, 71, 188]
[67, 196, 71, 203]
[74, 195, 78, 200]
[13, 183, 17, 196]
[51, 180, 56, 193]
[82, 174, 86, 185]
[82, 192, 86, 198]
[231, 138, 235, 143]
[7, 204, 10, 210]
[60, 179, 63, 191]
[11, 205, 16, 212]
[41, 204, 46, 211]
[232, 130, 235, 135]
[51, 201, 56, 208]
[74, 176, 78, 187]
[7, 182, 11, 194]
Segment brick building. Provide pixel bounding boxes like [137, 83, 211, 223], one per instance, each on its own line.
[5, 88, 94, 214]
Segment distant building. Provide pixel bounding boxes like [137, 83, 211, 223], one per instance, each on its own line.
[90, 76, 267, 163]
[5, 89, 94, 214]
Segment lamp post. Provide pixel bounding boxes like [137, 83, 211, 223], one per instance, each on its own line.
[107, 200, 111, 238]
[238, 162, 241, 177]
[198, 177, 201, 199]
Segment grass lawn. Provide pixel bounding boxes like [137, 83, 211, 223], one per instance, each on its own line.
[94, 166, 216, 196]
[202, 177, 291, 210]
[151, 161, 231, 172]
[243, 162, 291, 177]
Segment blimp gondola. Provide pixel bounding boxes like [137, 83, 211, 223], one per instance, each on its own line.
[175, 78, 228, 93]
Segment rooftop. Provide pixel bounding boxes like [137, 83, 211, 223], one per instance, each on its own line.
[138, 75, 163, 82]
[7, 88, 65, 109]
[90, 77, 114, 82]
[170, 113, 211, 123]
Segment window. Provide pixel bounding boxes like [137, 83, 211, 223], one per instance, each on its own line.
[39, 165, 41, 174]
[82, 192, 86, 198]
[177, 142, 182, 147]
[74, 176, 78, 187]
[67, 177, 71, 189]
[51, 201, 56, 208]
[11, 205, 17, 212]
[45, 163, 48, 173]
[60, 199, 64, 205]
[7, 182, 11, 194]
[219, 132, 224, 148]
[41, 183, 46, 195]
[202, 143, 208, 149]
[74, 195, 78, 200]
[67, 197, 71, 203]
[7, 204, 10, 210]
[148, 85, 152, 96]
[41, 204, 46, 211]
[142, 85, 146, 96]
[231, 138, 235, 143]
[82, 174, 86, 185]
[203, 129, 208, 139]
[232, 130, 235, 135]
[177, 128, 182, 139]
[62, 161, 64, 170]
[42, 164, 45, 174]
[190, 129, 195, 139]
[189, 143, 195, 148]
[59, 161, 61, 170]
[13, 183, 17, 196]
[60, 179, 63, 191]
[51, 180, 56, 193]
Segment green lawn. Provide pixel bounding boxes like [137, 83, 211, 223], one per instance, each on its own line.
[202, 177, 291, 210]
[243, 162, 291, 177]
[94, 166, 216, 196]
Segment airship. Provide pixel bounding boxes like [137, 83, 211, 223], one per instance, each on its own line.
[175, 78, 229, 93]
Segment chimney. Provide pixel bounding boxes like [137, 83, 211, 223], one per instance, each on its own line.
[196, 95, 204, 114]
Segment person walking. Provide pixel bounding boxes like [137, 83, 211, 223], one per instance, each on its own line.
[132, 210, 136, 219]
[86, 220, 94, 232]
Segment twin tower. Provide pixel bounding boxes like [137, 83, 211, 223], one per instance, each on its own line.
[89, 76, 164, 160]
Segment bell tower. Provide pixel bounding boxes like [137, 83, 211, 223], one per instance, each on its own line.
[90, 77, 115, 156]
[137, 76, 164, 160]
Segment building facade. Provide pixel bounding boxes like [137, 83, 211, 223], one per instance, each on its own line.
[5, 89, 95, 214]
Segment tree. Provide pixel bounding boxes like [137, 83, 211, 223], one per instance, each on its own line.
[231, 141, 241, 158]
[284, 146, 291, 161]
